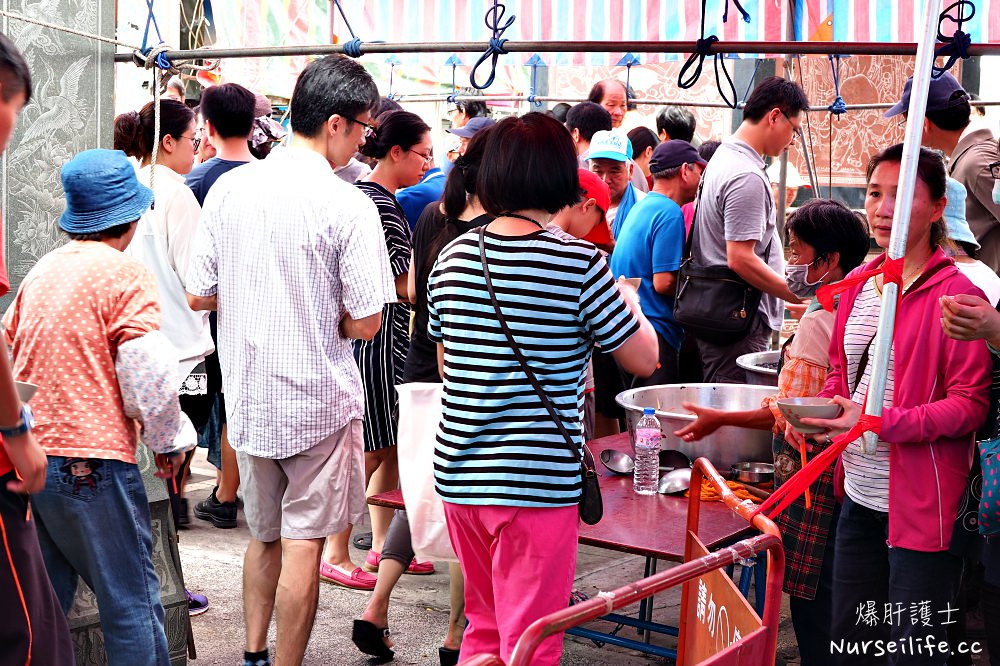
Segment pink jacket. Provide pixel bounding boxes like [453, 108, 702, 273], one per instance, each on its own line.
[819, 249, 991, 552]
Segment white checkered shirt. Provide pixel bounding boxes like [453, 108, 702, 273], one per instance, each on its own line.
[186, 146, 395, 459]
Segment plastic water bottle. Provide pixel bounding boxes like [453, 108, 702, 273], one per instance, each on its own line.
[633, 408, 661, 495]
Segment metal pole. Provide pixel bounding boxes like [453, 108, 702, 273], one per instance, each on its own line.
[861, 0, 941, 455]
[111, 39, 1000, 63]
[345, 94, 1000, 112]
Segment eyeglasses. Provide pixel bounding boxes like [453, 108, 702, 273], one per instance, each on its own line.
[897, 116, 907, 129]
[406, 148, 433, 164]
[348, 116, 377, 139]
[178, 134, 201, 151]
[990, 160, 1000, 180]
[779, 109, 802, 134]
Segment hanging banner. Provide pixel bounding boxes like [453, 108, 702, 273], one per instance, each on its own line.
[212, 0, 330, 98]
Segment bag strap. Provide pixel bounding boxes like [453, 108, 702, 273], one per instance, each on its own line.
[478, 227, 584, 466]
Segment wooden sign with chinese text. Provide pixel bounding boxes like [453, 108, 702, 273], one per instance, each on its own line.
[678, 531, 763, 665]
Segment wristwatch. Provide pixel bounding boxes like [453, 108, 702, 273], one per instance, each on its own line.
[0, 404, 34, 438]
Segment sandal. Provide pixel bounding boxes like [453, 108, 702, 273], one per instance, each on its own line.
[352, 619, 394, 661]
[352, 531, 373, 551]
[439, 646, 460, 666]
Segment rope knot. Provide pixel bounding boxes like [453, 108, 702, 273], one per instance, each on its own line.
[470, 1, 515, 90]
[695, 36, 719, 57]
[343, 37, 363, 59]
[828, 96, 848, 115]
[488, 36, 509, 56]
[933, 1, 976, 77]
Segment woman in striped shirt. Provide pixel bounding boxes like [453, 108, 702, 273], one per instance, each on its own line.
[799, 144, 991, 665]
[426, 113, 658, 665]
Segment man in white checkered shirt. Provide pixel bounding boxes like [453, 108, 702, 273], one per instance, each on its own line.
[186, 56, 395, 666]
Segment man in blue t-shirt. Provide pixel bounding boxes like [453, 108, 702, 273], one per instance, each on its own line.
[610, 140, 705, 386]
[186, 83, 257, 206]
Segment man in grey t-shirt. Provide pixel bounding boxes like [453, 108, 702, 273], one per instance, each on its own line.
[690, 76, 810, 383]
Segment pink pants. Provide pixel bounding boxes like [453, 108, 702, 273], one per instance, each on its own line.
[443, 502, 579, 666]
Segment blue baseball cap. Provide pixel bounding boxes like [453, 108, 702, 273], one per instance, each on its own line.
[884, 71, 970, 118]
[447, 116, 496, 138]
[59, 149, 154, 234]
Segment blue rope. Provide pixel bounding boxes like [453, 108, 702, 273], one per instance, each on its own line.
[386, 56, 400, 100]
[139, 0, 172, 70]
[933, 1, 975, 78]
[343, 38, 364, 58]
[827, 55, 848, 115]
[470, 0, 514, 90]
[677, 0, 744, 109]
[333, 0, 358, 40]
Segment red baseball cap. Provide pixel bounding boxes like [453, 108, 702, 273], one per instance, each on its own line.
[578, 168, 613, 245]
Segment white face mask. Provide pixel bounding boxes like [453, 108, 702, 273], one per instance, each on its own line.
[785, 262, 828, 299]
[993, 178, 1000, 206]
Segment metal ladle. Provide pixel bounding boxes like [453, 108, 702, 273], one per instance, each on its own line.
[658, 468, 692, 495]
[599, 449, 635, 475]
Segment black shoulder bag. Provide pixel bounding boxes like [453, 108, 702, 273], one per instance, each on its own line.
[673, 176, 774, 345]
[478, 227, 603, 525]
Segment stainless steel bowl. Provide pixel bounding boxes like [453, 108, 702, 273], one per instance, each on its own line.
[736, 351, 781, 387]
[616, 384, 777, 473]
[731, 462, 775, 484]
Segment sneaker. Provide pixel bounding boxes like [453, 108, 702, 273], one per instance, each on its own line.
[194, 486, 237, 529]
[186, 589, 209, 616]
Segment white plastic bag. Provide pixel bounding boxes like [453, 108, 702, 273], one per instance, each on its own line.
[396, 382, 457, 562]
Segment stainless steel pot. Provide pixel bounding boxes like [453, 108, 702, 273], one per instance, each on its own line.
[616, 384, 777, 473]
[736, 351, 781, 387]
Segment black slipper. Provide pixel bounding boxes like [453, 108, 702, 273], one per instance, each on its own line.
[352, 531, 373, 551]
[439, 647, 460, 666]
[352, 619, 394, 661]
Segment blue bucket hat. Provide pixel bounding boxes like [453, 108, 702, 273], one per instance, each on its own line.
[59, 149, 154, 234]
[943, 176, 979, 249]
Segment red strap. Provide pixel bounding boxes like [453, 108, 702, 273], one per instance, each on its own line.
[816, 256, 905, 312]
[750, 414, 882, 520]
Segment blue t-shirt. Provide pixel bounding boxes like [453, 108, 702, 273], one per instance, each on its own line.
[396, 168, 446, 231]
[610, 191, 685, 351]
[427, 227, 639, 507]
[186, 158, 250, 206]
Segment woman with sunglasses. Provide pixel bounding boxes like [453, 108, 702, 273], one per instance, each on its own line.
[319, 110, 434, 590]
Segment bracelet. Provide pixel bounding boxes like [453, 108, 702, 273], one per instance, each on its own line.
[0, 404, 33, 438]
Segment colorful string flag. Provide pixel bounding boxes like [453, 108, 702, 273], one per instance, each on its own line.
[445, 55, 463, 104]
[526, 54, 545, 108]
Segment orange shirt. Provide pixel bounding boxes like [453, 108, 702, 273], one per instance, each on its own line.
[2, 241, 161, 463]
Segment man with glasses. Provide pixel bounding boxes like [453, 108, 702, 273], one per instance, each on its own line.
[186, 56, 395, 666]
[886, 72, 1000, 272]
[686, 76, 810, 383]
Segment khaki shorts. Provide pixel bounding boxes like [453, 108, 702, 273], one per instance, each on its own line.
[236, 420, 366, 542]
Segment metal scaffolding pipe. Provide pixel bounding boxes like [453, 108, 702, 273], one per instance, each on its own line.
[111, 39, 1000, 64]
[373, 95, 1000, 113]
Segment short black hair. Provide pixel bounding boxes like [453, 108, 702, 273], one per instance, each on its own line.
[454, 87, 490, 119]
[200, 83, 257, 139]
[742, 76, 810, 123]
[926, 90, 971, 132]
[655, 106, 696, 142]
[627, 126, 659, 156]
[290, 55, 379, 138]
[565, 102, 612, 142]
[698, 140, 721, 162]
[358, 110, 430, 160]
[550, 102, 571, 123]
[587, 79, 627, 104]
[477, 113, 579, 216]
[376, 96, 403, 116]
[784, 199, 870, 273]
[0, 33, 31, 103]
[65, 221, 135, 242]
[867, 143, 947, 200]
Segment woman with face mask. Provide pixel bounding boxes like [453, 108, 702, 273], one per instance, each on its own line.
[674, 199, 870, 664]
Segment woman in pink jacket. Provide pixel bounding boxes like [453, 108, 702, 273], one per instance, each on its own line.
[799, 143, 991, 665]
